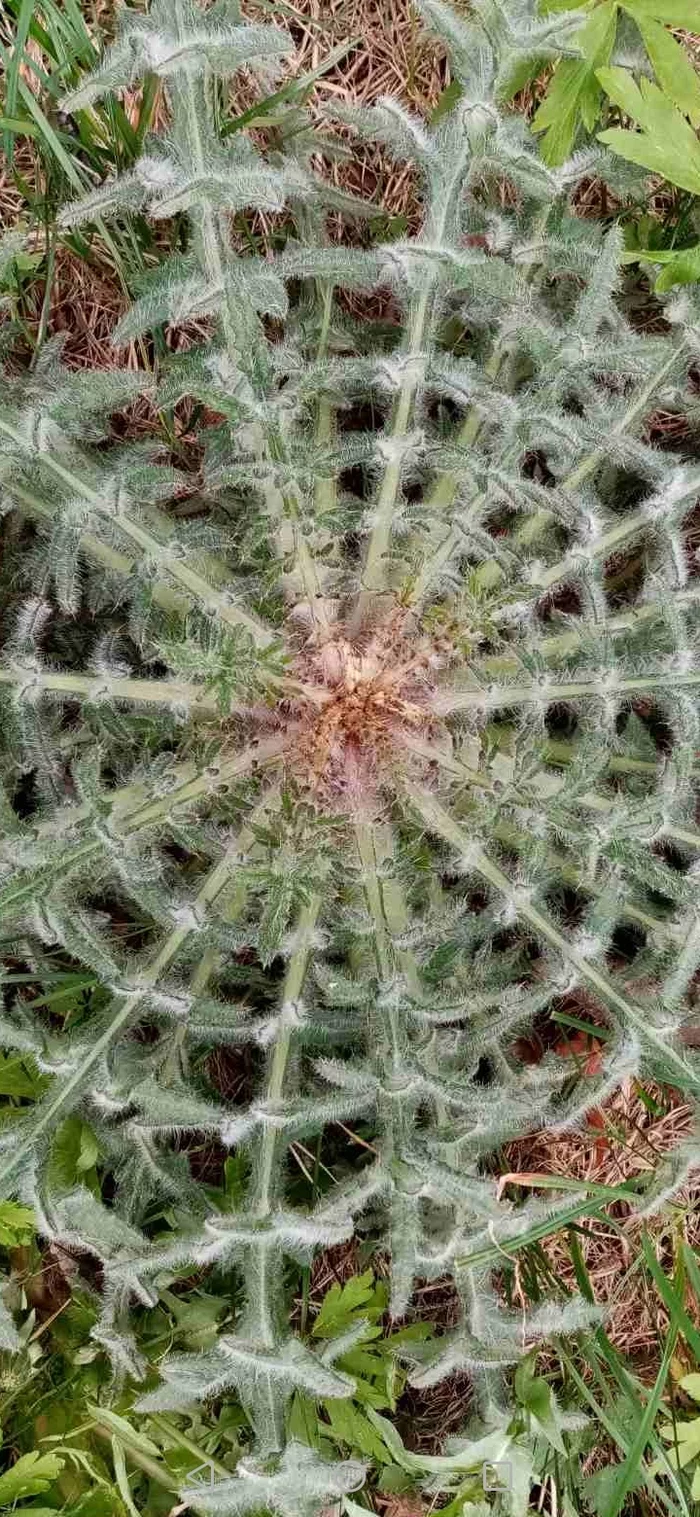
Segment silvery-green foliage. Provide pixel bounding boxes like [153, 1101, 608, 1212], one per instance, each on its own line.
[0, 0, 699, 1509]
[181, 1441, 366, 1517]
[0, 1282, 20, 1353]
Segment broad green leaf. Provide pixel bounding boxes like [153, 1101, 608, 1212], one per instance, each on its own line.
[0, 1200, 34, 1247]
[48, 1117, 101, 1191]
[500, 53, 546, 102]
[523, 1377, 566, 1454]
[658, 1417, 700, 1463]
[0, 1451, 64, 1505]
[159, 1287, 227, 1348]
[287, 1391, 323, 1448]
[633, 15, 700, 126]
[623, 0, 700, 21]
[597, 65, 652, 123]
[680, 1374, 700, 1401]
[0, 1053, 43, 1098]
[576, 1, 620, 63]
[377, 1465, 416, 1495]
[363, 1409, 418, 1472]
[324, 1399, 394, 1464]
[77, 1123, 99, 1173]
[313, 1271, 379, 1337]
[533, 59, 601, 161]
[430, 78, 463, 122]
[597, 71, 700, 193]
[0, 1509, 65, 1517]
[514, 1352, 566, 1454]
[533, 2, 616, 162]
[626, 243, 700, 291]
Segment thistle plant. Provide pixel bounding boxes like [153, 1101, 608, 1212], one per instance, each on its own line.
[1, 0, 700, 1510]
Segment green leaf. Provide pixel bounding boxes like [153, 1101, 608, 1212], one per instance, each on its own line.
[378, 1465, 416, 1495]
[324, 1400, 395, 1465]
[583, 1462, 643, 1516]
[525, 1378, 566, 1454]
[514, 1351, 566, 1452]
[159, 1287, 227, 1348]
[222, 1151, 249, 1208]
[77, 1124, 100, 1173]
[312, 1271, 380, 1338]
[363, 1410, 418, 1473]
[87, 1405, 162, 1461]
[0, 1053, 44, 1099]
[430, 78, 463, 123]
[622, 0, 700, 21]
[533, 2, 617, 163]
[500, 54, 547, 103]
[533, 60, 601, 162]
[625, 242, 700, 291]
[257, 874, 295, 966]
[0, 1200, 34, 1246]
[287, 1391, 323, 1448]
[654, 245, 700, 291]
[0, 1451, 64, 1506]
[598, 64, 652, 121]
[48, 1117, 100, 1191]
[633, 15, 700, 126]
[597, 70, 700, 193]
[680, 1374, 700, 1402]
[658, 1416, 700, 1462]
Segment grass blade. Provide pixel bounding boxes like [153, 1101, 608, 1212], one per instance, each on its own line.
[222, 38, 359, 136]
[558, 1345, 688, 1517]
[601, 1301, 679, 1517]
[3, 0, 35, 161]
[641, 1235, 700, 1361]
[0, 115, 39, 135]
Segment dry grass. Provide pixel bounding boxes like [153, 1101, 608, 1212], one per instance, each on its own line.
[49, 248, 128, 366]
[504, 1078, 700, 1374]
[244, 0, 449, 227]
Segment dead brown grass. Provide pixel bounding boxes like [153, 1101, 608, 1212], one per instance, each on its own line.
[243, 0, 449, 227]
[504, 1078, 700, 1375]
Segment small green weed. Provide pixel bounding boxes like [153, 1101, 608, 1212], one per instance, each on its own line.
[288, 1268, 433, 1491]
[524, 0, 700, 168]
